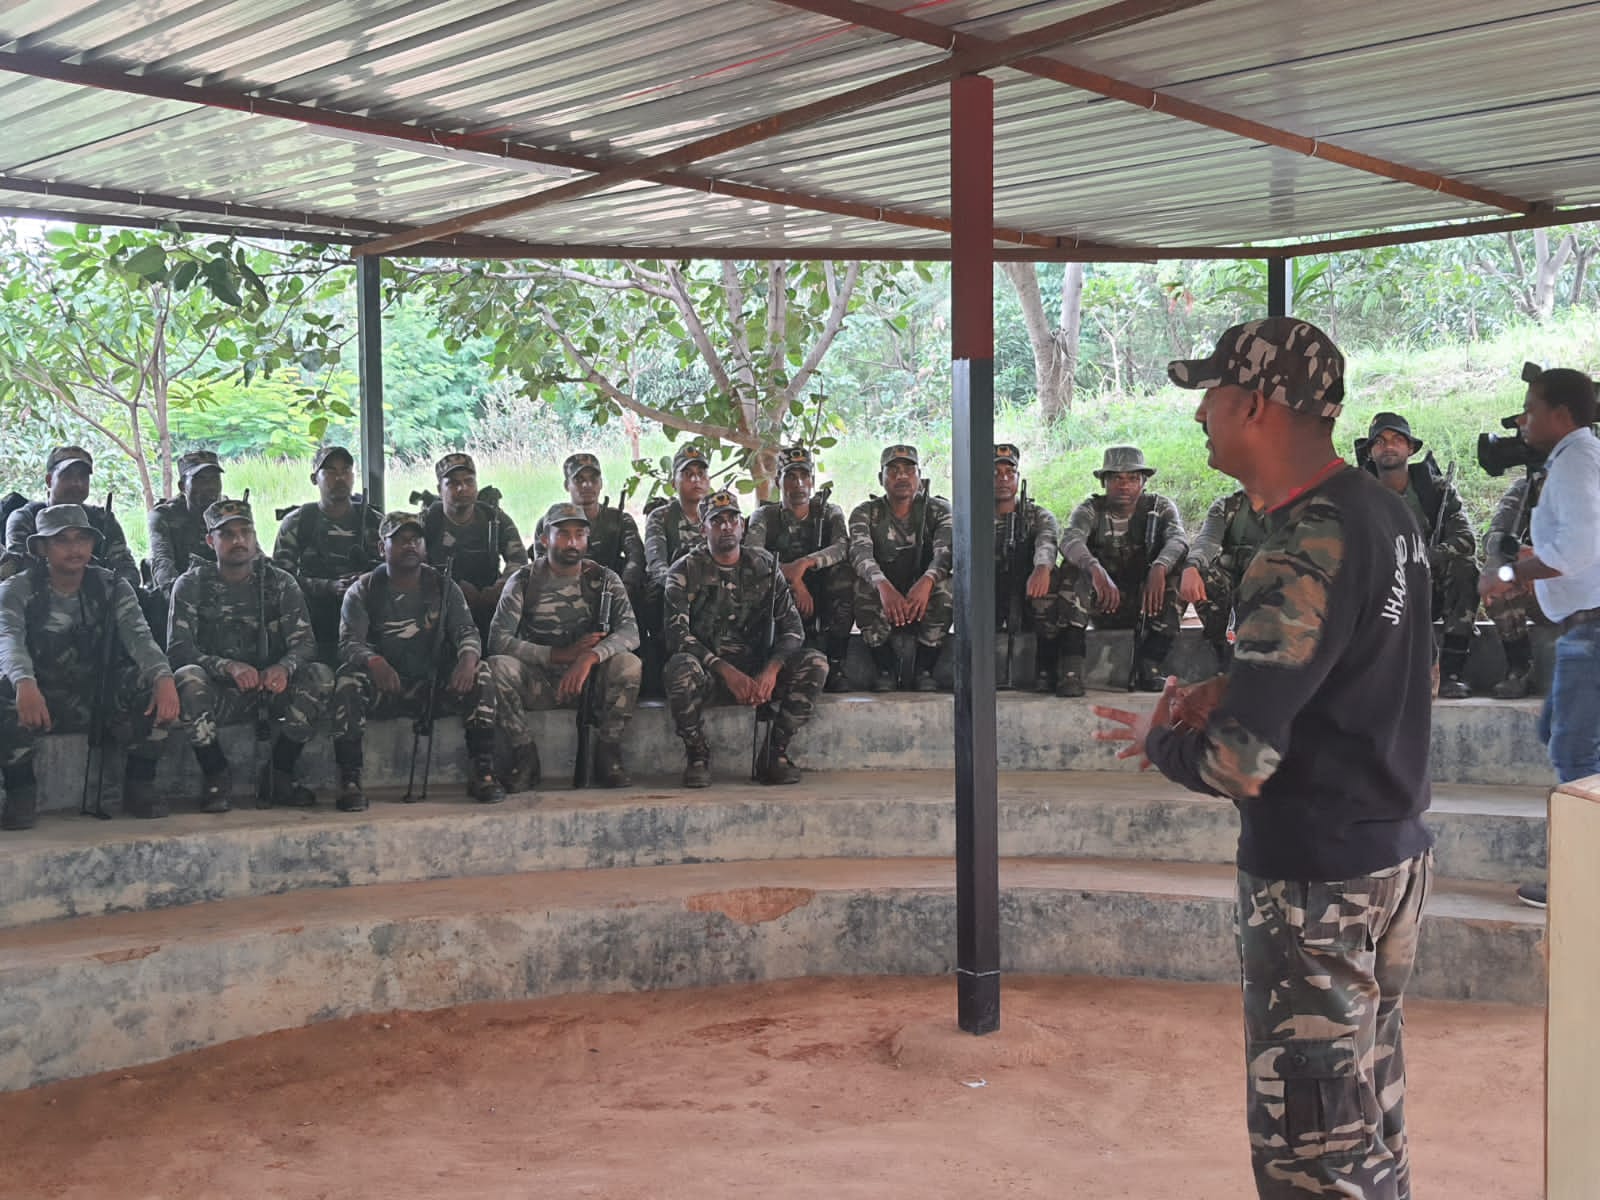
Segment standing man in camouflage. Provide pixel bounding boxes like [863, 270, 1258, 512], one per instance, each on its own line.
[490, 502, 641, 790]
[333, 512, 503, 812]
[1360, 412, 1478, 698]
[1058, 446, 1188, 693]
[0, 505, 180, 829]
[744, 445, 852, 691]
[991, 444, 1063, 692]
[1, 446, 139, 588]
[422, 452, 529, 640]
[540, 453, 646, 607]
[1180, 487, 1268, 670]
[642, 446, 712, 690]
[1100, 318, 1434, 1200]
[147, 450, 225, 592]
[848, 445, 953, 692]
[1477, 469, 1546, 698]
[272, 445, 382, 665]
[665, 490, 828, 787]
[169, 499, 334, 813]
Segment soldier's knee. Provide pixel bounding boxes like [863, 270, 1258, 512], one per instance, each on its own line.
[606, 651, 643, 687]
[487, 653, 523, 689]
[297, 662, 335, 696]
[663, 652, 704, 688]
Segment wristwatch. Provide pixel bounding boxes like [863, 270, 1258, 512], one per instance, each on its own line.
[1497, 563, 1516, 584]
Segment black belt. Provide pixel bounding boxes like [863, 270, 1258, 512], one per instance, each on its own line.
[1559, 606, 1600, 633]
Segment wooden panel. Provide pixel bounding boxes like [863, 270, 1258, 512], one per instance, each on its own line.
[1547, 777, 1600, 1199]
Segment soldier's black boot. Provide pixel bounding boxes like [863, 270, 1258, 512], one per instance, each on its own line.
[1055, 630, 1087, 698]
[468, 754, 507, 804]
[1438, 635, 1472, 699]
[1033, 636, 1060, 694]
[682, 735, 712, 789]
[500, 740, 540, 793]
[912, 642, 941, 692]
[334, 739, 367, 813]
[193, 744, 231, 814]
[1135, 635, 1173, 693]
[1, 764, 38, 831]
[756, 734, 802, 786]
[824, 635, 852, 693]
[1492, 638, 1534, 700]
[594, 741, 631, 788]
[869, 643, 899, 693]
[258, 738, 316, 808]
[122, 756, 168, 820]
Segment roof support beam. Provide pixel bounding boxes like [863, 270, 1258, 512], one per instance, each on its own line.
[771, 0, 1535, 216]
[351, 0, 1216, 255]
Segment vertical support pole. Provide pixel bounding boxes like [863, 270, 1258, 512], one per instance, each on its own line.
[356, 254, 386, 512]
[1266, 256, 1289, 318]
[951, 72, 1000, 1036]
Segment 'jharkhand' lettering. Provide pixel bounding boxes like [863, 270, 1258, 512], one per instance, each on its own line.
[1382, 533, 1409, 625]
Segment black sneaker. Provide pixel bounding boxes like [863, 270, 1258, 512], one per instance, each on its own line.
[1515, 882, 1546, 909]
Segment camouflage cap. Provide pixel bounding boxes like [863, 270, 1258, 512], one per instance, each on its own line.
[45, 445, 94, 475]
[563, 452, 603, 483]
[177, 449, 224, 480]
[541, 501, 591, 530]
[434, 451, 476, 482]
[994, 443, 1021, 467]
[379, 510, 426, 540]
[311, 444, 354, 472]
[699, 488, 743, 523]
[26, 504, 102, 554]
[202, 498, 254, 533]
[671, 445, 710, 477]
[1366, 411, 1422, 451]
[880, 444, 919, 469]
[1167, 317, 1346, 418]
[777, 445, 814, 477]
[1093, 445, 1156, 480]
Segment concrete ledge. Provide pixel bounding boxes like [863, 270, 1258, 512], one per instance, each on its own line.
[0, 856, 1544, 1091]
[0, 773, 1545, 928]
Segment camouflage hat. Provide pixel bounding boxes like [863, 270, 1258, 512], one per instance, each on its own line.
[699, 488, 742, 523]
[177, 449, 224, 480]
[880, 444, 919, 469]
[45, 445, 94, 476]
[777, 445, 814, 477]
[202, 498, 254, 533]
[1167, 317, 1346, 418]
[311, 444, 354, 472]
[25, 504, 101, 555]
[379, 510, 426, 540]
[541, 501, 591, 531]
[671, 445, 710, 477]
[563, 452, 603, 484]
[1093, 445, 1156, 481]
[1365, 411, 1422, 452]
[434, 451, 476, 482]
[994, 443, 1021, 467]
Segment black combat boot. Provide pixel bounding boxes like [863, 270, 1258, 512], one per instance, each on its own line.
[501, 740, 540, 793]
[1, 764, 38, 831]
[468, 754, 507, 804]
[1033, 635, 1060, 694]
[912, 642, 941, 692]
[869, 643, 899, 693]
[756, 734, 802, 785]
[682, 735, 712, 788]
[1135, 634, 1173, 693]
[258, 738, 316, 808]
[594, 741, 631, 788]
[824, 634, 852, 693]
[194, 743, 231, 813]
[122, 756, 168, 820]
[1492, 638, 1534, 700]
[334, 739, 367, 812]
[1055, 630, 1087, 698]
[1438, 635, 1472, 700]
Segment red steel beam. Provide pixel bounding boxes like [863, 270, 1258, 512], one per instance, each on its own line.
[352, 0, 1216, 255]
[772, 0, 1534, 215]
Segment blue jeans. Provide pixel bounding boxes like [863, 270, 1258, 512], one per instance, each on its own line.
[1540, 622, 1600, 783]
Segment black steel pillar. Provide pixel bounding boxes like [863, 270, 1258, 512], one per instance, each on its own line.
[950, 72, 1000, 1036]
[1266, 257, 1289, 318]
[356, 254, 386, 511]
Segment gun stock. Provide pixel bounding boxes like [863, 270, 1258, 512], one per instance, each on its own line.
[255, 559, 275, 808]
[403, 558, 455, 803]
[1129, 508, 1160, 692]
[573, 587, 614, 788]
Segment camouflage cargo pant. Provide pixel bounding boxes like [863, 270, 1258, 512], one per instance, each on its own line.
[1482, 581, 1543, 644]
[1430, 550, 1479, 641]
[995, 566, 1061, 636]
[0, 666, 172, 768]
[664, 648, 828, 745]
[853, 573, 953, 648]
[174, 662, 334, 748]
[1057, 560, 1183, 640]
[1193, 560, 1244, 646]
[489, 651, 642, 747]
[331, 660, 497, 748]
[1238, 851, 1433, 1199]
[797, 563, 855, 645]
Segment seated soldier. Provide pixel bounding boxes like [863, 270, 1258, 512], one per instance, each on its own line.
[332, 512, 504, 812]
[1057, 445, 1188, 694]
[1478, 468, 1547, 699]
[1, 446, 140, 589]
[1360, 412, 1478, 698]
[536, 453, 646, 607]
[490, 502, 641, 790]
[991, 443, 1064, 692]
[744, 445, 852, 691]
[272, 445, 382, 664]
[422, 452, 529, 640]
[1179, 487, 1267, 669]
[169, 499, 334, 813]
[665, 489, 828, 787]
[848, 444, 954, 692]
[641, 446, 712, 691]
[147, 449, 225, 593]
[0, 505, 180, 829]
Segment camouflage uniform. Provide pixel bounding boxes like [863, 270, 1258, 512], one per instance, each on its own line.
[641, 447, 712, 692]
[665, 490, 828, 782]
[424, 453, 530, 640]
[489, 504, 641, 788]
[1480, 471, 1546, 696]
[990, 444, 1063, 689]
[533, 454, 647, 597]
[272, 500, 383, 664]
[3, 499, 139, 589]
[1186, 489, 1269, 658]
[146, 450, 226, 593]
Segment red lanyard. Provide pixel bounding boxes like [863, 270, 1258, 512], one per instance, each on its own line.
[1270, 458, 1346, 513]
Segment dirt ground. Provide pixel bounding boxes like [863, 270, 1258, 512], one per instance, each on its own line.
[0, 975, 1542, 1200]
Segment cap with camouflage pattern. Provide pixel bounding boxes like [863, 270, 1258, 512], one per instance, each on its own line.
[541, 501, 591, 530]
[777, 445, 814, 477]
[1093, 446, 1156, 480]
[434, 451, 476, 482]
[379, 511, 426, 540]
[203, 498, 254, 533]
[311, 445, 354, 473]
[563, 452, 603, 484]
[994, 443, 1020, 467]
[1365, 412, 1422, 452]
[177, 449, 224, 480]
[25, 504, 102, 555]
[699, 489, 743, 523]
[45, 445, 94, 476]
[1167, 317, 1346, 418]
[671, 445, 710, 477]
[879, 444, 919, 469]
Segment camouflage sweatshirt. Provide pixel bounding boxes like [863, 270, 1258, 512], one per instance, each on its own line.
[272, 501, 383, 601]
[489, 559, 639, 668]
[533, 505, 645, 592]
[847, 494, 954, 589]
[339, 566, 480, 682]
[1185, 490, 1267, 573]
[147, 497, 214, 591]
[744, 500, 849, 568]
[0, 566, 171, 688]
[1061, 493, 1188, 573]
[422, 502, 529, 590]
[2, 501, 140, 589]
[1482, 472, 1545, 570]
[644, 501, 706, 586]
[167, 561, 317, 680]
[665, 546, 803, 673]
[993, 500, 1060, 570]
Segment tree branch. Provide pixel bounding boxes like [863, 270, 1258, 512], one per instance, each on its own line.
[782, 261, 860, 409]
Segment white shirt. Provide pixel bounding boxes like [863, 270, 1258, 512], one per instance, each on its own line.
[1531, 426, 1600, 622]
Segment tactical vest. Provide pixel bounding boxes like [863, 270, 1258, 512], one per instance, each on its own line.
[995, 499, 1037, 575]
[22, 563, 126, 684]
[423, 502, 501, 588]
[585, 507, 628, 575]
[187, 564, 290, 667]
[1090, 493, 1159, 575]
[516, 559, 608, 646]
[1219, 492, 1266, 574]
[753, 488, 834, 564]
[688, 550, 777, 658]
[866, 489, 938, 591]
[291, 501, 376, 574]
[363, 563, 444, 647]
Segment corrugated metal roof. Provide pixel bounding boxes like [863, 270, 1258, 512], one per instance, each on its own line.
[2, 0, 1598, 257]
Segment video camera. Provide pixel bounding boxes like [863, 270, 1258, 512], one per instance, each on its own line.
[1475, 362, 1548, 477]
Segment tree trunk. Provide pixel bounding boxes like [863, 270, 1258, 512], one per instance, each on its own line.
[1002, 262, 1082, 424]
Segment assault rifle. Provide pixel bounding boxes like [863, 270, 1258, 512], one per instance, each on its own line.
[751, 559, 781, 781]
[80, 489, 116, 820]
[999, 481, 1028, 690]
[799, 483, 833, 640]
[254, 556, 275, 809]
[1128, 507, 1161, 693]
[403, 558, 456, 803]
[1428, 462, 1458, 556]
[572, 587, 614, 788]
